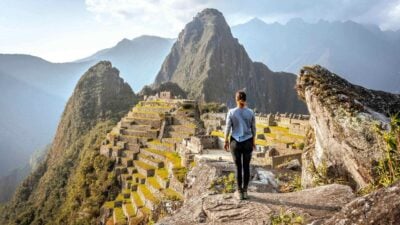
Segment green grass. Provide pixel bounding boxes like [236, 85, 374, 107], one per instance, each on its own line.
[140, 206, 152, 216]
[116, 194, 125, 202]
[103, 201, 114, 209]
[114, 207, 126, 222]
[131, 191, 144, 208]
[155, 168, 169, 180]
[162, 188, 183, 201]
[147, 177, 163, 190]
[165, 152, 182, 168]
[134, 160, 156, 170]
[138, 184, 159, 203]
[133, 173, 146, 182]
[173, 167, 187, 183]
[148, 140, 173, 147]
[125, 203, 136, 217]
[211, 130, 225, 138]
[255, 139, 268, 146]
[139, 153, 162, 164]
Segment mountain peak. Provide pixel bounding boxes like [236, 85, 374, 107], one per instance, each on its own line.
[247, 17, 267, 26]
[154, 9, 307, 113]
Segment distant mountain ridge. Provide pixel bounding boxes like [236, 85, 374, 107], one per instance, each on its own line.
[154, 8, 307, 113]
[76, 35, 174, 92]
[231, 17, 400, 93]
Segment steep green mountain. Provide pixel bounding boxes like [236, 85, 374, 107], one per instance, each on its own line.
[0, 61, 138, 225]
[77, 35, 174, 92]
[154, 9, 307, 113]
[231, 18, 400, 93]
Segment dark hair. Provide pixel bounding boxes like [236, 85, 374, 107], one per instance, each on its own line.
[236, 90, 246, 102]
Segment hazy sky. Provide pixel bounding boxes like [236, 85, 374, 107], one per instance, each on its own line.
[1, 0, 399, 62]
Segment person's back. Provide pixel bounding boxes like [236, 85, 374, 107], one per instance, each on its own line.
[224, 91, 256, 200]
[225, 106, 255, 143]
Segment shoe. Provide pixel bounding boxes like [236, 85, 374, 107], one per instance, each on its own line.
[243, 191, 249, 199]
[235, 190, 244, 200]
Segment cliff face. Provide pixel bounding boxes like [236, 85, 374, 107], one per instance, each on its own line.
[296, 65, 400, 190]
[154, 8, 307, 114]
[1, 61, 137, 225]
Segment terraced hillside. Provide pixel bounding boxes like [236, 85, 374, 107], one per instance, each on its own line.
[99, 99, 199, 225]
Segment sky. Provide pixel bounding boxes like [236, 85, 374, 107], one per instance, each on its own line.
[1, 0, 399, 63]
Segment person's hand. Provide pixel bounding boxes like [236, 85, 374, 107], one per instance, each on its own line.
[252, 141, 256, 150]
[224, 141, 230, 151]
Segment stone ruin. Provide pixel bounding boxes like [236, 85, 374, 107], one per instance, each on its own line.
[99, 98, 199, 225]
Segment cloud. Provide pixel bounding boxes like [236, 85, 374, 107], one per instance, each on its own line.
[85, 0, 400, 32]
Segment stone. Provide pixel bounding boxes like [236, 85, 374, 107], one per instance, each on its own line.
[157, 184, 355, 225]
[296, 65, 400, 190]
[277, 158, 301, 171]
[322, 181, 400, 225]
[248, 168, 279, 193]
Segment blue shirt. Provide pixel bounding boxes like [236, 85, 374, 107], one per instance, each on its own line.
[224, 106, 256, 142]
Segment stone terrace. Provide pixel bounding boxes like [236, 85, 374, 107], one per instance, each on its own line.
[100, 99, 199, 225]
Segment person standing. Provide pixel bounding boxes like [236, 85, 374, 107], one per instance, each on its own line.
[224, 90, 256, 200]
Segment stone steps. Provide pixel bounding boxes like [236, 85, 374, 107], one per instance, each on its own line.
[122, 202, 136, 218]
[167, 131, 193, 139]
[121, 129, 159, 138]
[155, 168, 170, 189]
[126, 166, 138, 175]
[113, 207, 127, 225]
[137, 184, 160, 211]
[140, 148, 166, 161]
[132, 173, 146, 184]
[137, 153, 164, 168]
[166, 124, 196, 133]
[133, 160, 156, 177]
[115, 166, 128, 175]
[121, 150, 139, 160]
[146, 177, 163, 193]
[147, 140, 175, 152]
[120, 157, 133, 167]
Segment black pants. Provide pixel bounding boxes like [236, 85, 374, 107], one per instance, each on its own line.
[230, 137, 253, 192]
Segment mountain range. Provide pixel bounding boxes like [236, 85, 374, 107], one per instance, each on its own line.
[231, 18, 400, 93]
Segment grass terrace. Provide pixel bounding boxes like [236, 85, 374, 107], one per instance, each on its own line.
[134, 160, 156, 171]
[103, 201, 114, 209]
[125, 203, 136, 217]
[162, 188, 183, 201]
[138, 184, 159, 204]
[255, 139, 268, 147]
[211, 130, 225, 138]
[165, 152, 182, 168]
[131, 191, 144, 208]
[114, 207, 126, 222]
[173, 167, 188, 183]
[155, 168, 169, 180]
[147, 177, 163, 190]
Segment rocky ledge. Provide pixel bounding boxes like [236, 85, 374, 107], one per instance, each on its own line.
[296, 65, 400, 190]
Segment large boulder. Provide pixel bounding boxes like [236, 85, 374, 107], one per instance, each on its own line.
[323, 181, 400, 225]
[296, 65, 400, 190]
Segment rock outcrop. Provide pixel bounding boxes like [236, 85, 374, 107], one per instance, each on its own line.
[296, 65, 400, 190]
[154, 8, 307, 114]
[157, 159, 355, 225]
[323, 181, 400, 225]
